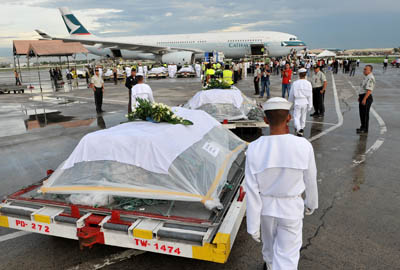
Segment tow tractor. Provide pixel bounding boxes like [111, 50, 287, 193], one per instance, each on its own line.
[0, 109, 248, 264]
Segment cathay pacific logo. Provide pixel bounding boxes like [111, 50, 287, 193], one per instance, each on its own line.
[63, 15, 80, 34]
[61, 13, 90, 35]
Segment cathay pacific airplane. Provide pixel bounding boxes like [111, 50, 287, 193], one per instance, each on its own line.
[36, 7, 307, 65]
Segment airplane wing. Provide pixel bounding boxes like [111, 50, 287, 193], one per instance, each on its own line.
[35, 30, 203, 55]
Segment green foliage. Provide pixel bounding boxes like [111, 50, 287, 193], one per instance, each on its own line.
[126, 98, 193, 125]
[359, 56, 396, 64]
[204, 79, 231, 90]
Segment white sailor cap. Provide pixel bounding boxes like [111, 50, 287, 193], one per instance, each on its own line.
[298, 68, 307, 73]
[136, 72, 144, 76]
[262, 97, 292, 111]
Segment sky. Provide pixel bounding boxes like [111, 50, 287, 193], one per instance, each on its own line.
[0, 0, 399, 61]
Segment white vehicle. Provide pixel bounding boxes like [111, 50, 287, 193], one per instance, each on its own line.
[0, 110, 248, 263]
[36, 8, 307, 65]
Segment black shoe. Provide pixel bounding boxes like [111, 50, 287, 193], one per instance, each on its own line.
[356, 128, 368, 134]
[263, 262, 272, 270]
[299, 129, 304, 133]
[296, 132, 303, 137]
[318, 113, 324, 118]
[310, 112, 318, 117]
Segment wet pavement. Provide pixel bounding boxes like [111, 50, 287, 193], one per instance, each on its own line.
[0, 65, 399, 269]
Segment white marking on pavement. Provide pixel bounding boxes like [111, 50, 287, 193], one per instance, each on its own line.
[0, 231, 31, 243]
[309, 73, 344, 142]
[347, 80, 387, 165]
[58, 95, 126, 105]
[306, 120, 336, 126]
[66, 249, 146, 270]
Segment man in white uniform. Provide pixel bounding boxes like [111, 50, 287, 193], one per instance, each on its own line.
[245, 97, 318, 270]
[137, 63, 144, 75]
[131, 75, 155, 110]
[288, 68, 313, 137]
[143, 65, 148, 77]
[125, 66, 131, 78]
[195, 62, 201, 78]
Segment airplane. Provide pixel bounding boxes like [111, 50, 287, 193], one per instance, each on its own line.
[36, 7, 307, 65]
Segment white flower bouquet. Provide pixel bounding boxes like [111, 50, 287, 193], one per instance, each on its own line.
[127, 98, 193, 125]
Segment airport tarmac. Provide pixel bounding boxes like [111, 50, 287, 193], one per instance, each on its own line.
[0, 65, 399, 269]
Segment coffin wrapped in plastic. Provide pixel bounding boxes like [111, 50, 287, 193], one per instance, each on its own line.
[184, 87, 265, 122]
[40, 107, 247, 210]
[148, 67, 168, 74]
[177, 66, 195, 73]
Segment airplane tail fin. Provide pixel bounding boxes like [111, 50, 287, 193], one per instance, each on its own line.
[35, 29, 52, 39]
[59, 7, 91, 36]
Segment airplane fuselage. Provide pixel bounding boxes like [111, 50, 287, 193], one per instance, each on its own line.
[79, 31, 306, 61]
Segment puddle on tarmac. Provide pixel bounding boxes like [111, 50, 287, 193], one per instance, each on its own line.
[25, 111, 100, 130]
[26, 112, 75, 129]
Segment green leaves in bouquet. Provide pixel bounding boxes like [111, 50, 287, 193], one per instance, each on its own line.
[204, 79, 231, 90]
[127, 98, 193, 125]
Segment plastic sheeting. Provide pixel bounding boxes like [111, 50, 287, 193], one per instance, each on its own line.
[184, 88, 265, 122]
[40, 119, 246, 210]
[148, 67, 168, 74]
[62, 107, 219, 174]
[177, 66, 195, 73]
[186, 89, 244, 109]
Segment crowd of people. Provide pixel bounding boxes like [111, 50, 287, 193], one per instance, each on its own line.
[245, 57, 376, 270]
[39, 51, 380, 270]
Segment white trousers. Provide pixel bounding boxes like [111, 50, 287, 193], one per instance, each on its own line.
[293, 104, 308, 132]
[261, 215, 303, 270]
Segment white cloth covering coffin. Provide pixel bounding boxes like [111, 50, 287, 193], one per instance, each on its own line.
[184, 88, 264, 122]
[177, 66, 195, 73]
[41, 107, 246, 209]
[186, 89, 244, 110]
[63, 107, 218, 174]
[149, 67, 168, 74]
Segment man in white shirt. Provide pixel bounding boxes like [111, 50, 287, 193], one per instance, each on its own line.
[383, 58, 388, 71]
[245, 97, 318, 270]
[90, 68, 105, 114]
[131, 75, 155, 110]
[125, 66, 131, 78]
[289, 68, 313, 137]
[98, 67, 103, 78]
[137, 63, 144, 75]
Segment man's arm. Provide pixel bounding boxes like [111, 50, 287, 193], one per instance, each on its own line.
[321, 81, 327, 93]
[245, 158, 262, 235]
[90, 77, 95, 92]
[362, 90, 372, 105]
[321, 73, 327, 93]
[304, 146, 318, 211]
[288, 84, 295, 103]
[362, 77, 375, 105]
[125, 77, 130, 89]
[147, 86, 155, 103]
[307, 85, 313, 111]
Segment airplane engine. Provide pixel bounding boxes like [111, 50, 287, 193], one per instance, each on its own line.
[161, 51, 194, 65]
